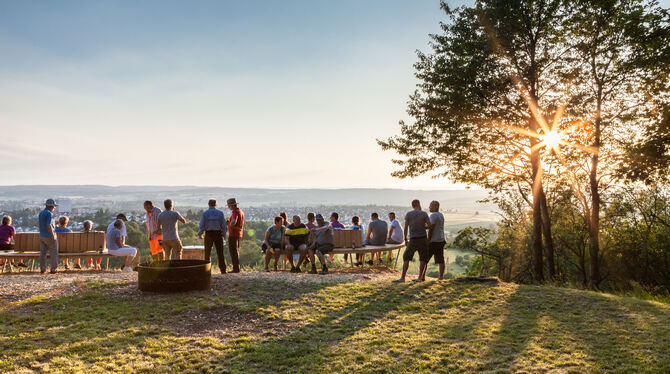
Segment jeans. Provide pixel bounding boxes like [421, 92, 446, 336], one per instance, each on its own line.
[204, 230, 226, 273]
[39, 236, 58, 272]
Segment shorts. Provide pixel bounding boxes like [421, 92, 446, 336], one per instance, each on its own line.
[262, 242, 282, 254]
[288, 239, 308, 251]
[313, 242, 334, 254]
[429, 241, 446, 264]
[403, 237, 429, 262]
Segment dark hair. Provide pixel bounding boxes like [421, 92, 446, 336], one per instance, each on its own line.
[274, 216, 283, 224]
[279, 212, 288, 226]
[331, 212, 339, 220]
[164, 199, 173, 209]
[116, 213, 127, 221]
[352, 216, 360, 225]
[411, 199, 421, 208]
[307, 212, 315, 220]
[208, 199, 217, 207]
[58, 216, 69, 226]
[371, 212, 379, 219]
[389, 212, 396, 217]
[144, 200, 153, 207]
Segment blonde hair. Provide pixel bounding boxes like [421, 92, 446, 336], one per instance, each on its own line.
[58, 216, 69, 226]
[1, 215, 11, 225]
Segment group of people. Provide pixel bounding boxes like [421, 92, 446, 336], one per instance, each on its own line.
[3, 197, 446, 280]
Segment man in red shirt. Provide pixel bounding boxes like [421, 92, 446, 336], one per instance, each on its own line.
[226, 198, 244, 273]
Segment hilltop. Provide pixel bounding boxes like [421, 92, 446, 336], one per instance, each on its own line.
[1, 270, 668, 373]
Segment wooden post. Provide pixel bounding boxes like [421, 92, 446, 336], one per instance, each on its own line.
[105, 258, 109, 270]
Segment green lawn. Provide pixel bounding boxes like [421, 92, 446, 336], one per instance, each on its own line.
[1, 274, 669, 373]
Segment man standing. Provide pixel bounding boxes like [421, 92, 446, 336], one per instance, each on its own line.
[365, 212, 388, 265]
[308, 214, 333, 275]
[427, 200, 446, 280]
[226, 198, 244, 273]
[38, 198, 58, 274]
[394, 199, 430, 283]
[158, 199, 186, 260]
[198, 199, 227, 274]
[144, 201, 164, 261]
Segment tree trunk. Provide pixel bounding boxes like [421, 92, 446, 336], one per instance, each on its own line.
[540, 188, 555, 280]
[530, 137, 544, 283]
[588, 102, 602, 289]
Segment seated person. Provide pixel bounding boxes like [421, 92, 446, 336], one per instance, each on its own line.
[348, 216, 365, 265]
[55, 216, 79, 270]
[285, 215, 310, 273]
[83, 220, 102, 269]
[0, 216, 26, 268]
[308, 214, 334, 275]
[328, 212, 345, 262]
[387, 212, 404, 244]
[106, 219, 137, 273]
[365, 212, 388, 265]
[262, 217, 285, 272]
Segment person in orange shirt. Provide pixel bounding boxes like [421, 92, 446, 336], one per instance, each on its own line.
[144, 200, 164, 261]
[226, 198, 244, 273]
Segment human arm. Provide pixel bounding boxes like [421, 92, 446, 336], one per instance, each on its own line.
[428, 216, 436, 242]
[366, 224, 372, 240]
[263, 230, 270, 247]
[403, 221, 409, 243]
[178, 212, 186, 224]
[198, 212, 206, 238]
[388, 224, 395, 239]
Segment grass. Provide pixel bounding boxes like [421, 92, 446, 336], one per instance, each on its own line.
[1, 275, 669, 373]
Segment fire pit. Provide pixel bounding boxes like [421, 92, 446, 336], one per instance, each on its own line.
[138, 259, 211, 292]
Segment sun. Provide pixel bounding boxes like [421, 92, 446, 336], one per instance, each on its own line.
[542, 131, 562, 149]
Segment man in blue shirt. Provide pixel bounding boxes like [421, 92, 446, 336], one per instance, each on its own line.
[38, 198, 58, 274]
[198, 199, 228, 273]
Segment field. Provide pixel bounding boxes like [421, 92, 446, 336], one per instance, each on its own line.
[2, 269, 668, 373]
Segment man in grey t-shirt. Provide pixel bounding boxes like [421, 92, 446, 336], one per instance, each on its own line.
[393, 199, 430, 283]
[365, 212, 388, 265]
[157, 199, 186, 260]
[426, 200, 446, 280]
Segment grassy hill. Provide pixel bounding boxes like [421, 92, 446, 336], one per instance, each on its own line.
[1, 271, 669, 373]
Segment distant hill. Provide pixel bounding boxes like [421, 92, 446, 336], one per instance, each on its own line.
[0, 185, 496, 211]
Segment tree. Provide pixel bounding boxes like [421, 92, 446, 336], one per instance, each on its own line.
[379, 0, 568, 282]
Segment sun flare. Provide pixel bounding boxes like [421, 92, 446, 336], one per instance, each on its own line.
[542, 131, 562, 149]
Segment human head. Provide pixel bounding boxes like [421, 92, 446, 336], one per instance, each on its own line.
[83, 220, 93, 232]
[114, 219, 123, 229]
[330, 212, 339, 222]
[429, 200, 440, 213]
[307, 212, 315, 222]
[315, 213, 325, 225]
[411, 199, 421, 210]
[279, 212, 288, 225]
[274, 216, 283, 226]
[1, 215, 11, 226]
[116, 214, 128, 222]
[226, 198, 238, 211]
[58, 216, 69, 227]
[371, 212, 379, 220]
[45, 198, 58, 211]
[164, 199, 174, 210]
[143, 200, 153, 213]
[292, 215, 301, 225]
[208, 199, 217, 207]
[389, 212, 396, 220]
[352, 216, 360, 225]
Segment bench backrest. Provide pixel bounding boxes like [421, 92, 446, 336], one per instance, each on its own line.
[14, 232, 106, 253]
[333, 229, 363, 248]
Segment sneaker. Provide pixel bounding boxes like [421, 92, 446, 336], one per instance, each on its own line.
[412, 278, 425, 283]
[50, 270, 57, 274]
[294, 267, 301, 273]
[290, 267, 296, 273]
[308, 267, 317, 274]
[319, 267, 329, 275]
[392, 278, 405, 283]
[366, 260, 374, 266]
[63, 264, 69, 270]
[122, 266, 133, 273]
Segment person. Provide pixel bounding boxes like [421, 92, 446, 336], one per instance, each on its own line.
[198, 199, 228, 274]
[158, 199, 186, 260]
[106, 219, 137, 272]
[285, 215, 310, 272]
[365, 212, 388, 265]
[106, 213, 139, 268]
[394, 199, 430, 283]
[348, 216, 366, 265]
[328, 212, 345, 262]
[0, 215, 26, 268]
[38, 198, 58, 274]
[55, 216, 77, 269]
[427, 200, 447, 280]
[226, 198, 244, 273]
[83, 220, 102, 269]
[279, 212, 289, 227]
[308, 214, 333, 275]
[262, 216, 285, 272]
[387, 212, 404, 244]
[305, 212, 316, 230]
[144, 200, 164, 261]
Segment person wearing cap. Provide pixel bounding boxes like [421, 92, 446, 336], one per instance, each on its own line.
[158, 199, 187, 260]
[307, 213, 333, 275]
[106, 219, 137, 272]
[226, 198, 244, 273]
[394, 199, 430, 283]
[38, 198, 59, 274]
[198, 199, 228, 273]
[144, 200, 164, 261]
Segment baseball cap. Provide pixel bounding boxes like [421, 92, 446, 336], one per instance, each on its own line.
[45, 198, 58, 207]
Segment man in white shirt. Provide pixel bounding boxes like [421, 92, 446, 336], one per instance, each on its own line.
[387, 212, 404, 244]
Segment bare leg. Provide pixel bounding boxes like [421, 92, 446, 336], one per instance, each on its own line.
[438, 263, 445, 280]
[264, 251, 272, 270]
[415, 261, 428, 282]
[394, 261, 410, 282]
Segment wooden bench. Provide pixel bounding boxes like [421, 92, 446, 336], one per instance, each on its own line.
[0, 232, 114, 272]
[331, 229, 404, 267]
